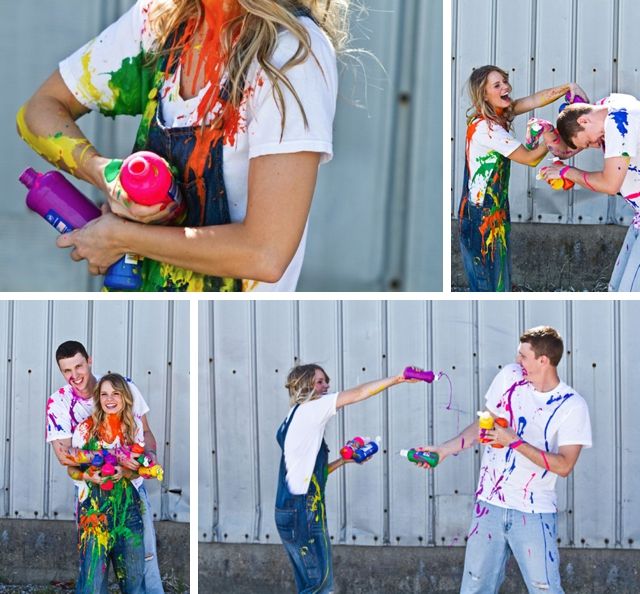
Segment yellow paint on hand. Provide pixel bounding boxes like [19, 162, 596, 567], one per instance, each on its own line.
[16, 105, 93, 174]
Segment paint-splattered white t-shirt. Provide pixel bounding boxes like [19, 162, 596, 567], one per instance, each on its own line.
[58, 0, 338, 292]
[601, 93, 640, 211]
[476, 364, 591, 514]
[45, 374, 149, 442]
[283, 392, 338, 495]
[466, 118, 521, 207]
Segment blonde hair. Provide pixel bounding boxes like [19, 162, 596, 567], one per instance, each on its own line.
[148, 0, 350, 133]
[466, 65, 513, 130]
[285, 364, 329, 406]
[89, 373, 138, 445]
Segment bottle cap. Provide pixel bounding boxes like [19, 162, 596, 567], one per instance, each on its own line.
[399, 449, 409, 457]
[19, 167, 39, 189]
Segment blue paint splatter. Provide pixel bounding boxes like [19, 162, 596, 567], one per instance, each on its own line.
[610, 109, 629, 137]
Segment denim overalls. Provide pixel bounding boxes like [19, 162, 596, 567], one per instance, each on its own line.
[458, 140, 512, 292]
[76, 480, 144, 594]
[130, 26, 241, 292]
[275, 405, 333, 594]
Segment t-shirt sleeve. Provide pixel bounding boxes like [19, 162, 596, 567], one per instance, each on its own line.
[245, 20, 337, 163]
[128, 380, 151, 418]
[475, 120, 521, 158]
[46, 391, 73, 442]
[557, 398, 592, 448]
[604, 105, 640, 160]
[58, 0, 156, 116]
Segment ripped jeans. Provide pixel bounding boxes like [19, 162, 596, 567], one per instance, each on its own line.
[460, 501, 563, 594]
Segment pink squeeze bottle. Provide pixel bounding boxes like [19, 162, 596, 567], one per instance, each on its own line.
[119, 151, 183, 215]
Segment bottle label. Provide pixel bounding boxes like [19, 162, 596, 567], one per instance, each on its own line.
[124, 253, 140, 265]
[45, 209, 75, 234]
[167, 177, 182, 204]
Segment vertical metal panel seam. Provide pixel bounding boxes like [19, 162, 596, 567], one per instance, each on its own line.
[336, 301, 346, 543]
[161, 301, 175, 522]
[567, 0, 579, 219]
[86, 301, 94, 356]
[490, 0, 497, 63]
[426, 301, 436, 546]
[3, 301, 15, 518]
[43, 301, 55, 519]
[607, 0, 621, 223]
[249, 302, 262, 540]
[472, 301, 480, 476]
[126, 301, 134, 378]
[527, 0, 538, 214]
[209, 302, 220, 541]
[565, 300, 575, 544]
[381, 301, 390, 547]
[451, 0, 459, 215]
[613, 300, 622, 547]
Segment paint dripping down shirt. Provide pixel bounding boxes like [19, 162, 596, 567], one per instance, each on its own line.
[476, 364, 592, 514]
[58, 0, 338, 292]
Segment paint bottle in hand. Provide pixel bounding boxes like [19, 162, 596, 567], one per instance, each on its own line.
[340, 436, 366, 460]
[20, 168, 141, 290]
[403, 367, 438, 383]
[477, 411, 508, 448]
[400, 448, 439, 467]
[118, 151, 184, 219]
[351, 437, 381, 464]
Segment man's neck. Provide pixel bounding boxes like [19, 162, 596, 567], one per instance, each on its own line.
[529, 369, 561, 393]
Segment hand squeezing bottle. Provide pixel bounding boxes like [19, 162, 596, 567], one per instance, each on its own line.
[20, 168, 141, 290]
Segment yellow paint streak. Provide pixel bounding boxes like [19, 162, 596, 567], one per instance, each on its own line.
[78, 46, 113, 108]
[308, 474, 330, 591]
[17, 105, 93, 174]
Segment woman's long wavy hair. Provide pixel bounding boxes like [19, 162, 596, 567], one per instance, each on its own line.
[466, 65, 514, 130]
[285, 364, 329, 406]
[148, 0, 351, 132]
[89, 373, 138, 445]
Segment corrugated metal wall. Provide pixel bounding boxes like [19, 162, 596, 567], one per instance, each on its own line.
[198, 299, 640, 549]
[3, 0, 442, 292]
[451, 0, 636, 226]
[0, 300, 190, 523]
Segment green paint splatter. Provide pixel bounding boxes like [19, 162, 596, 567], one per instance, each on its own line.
[53, 131, 63, 139]
[104, 159, 123, 183]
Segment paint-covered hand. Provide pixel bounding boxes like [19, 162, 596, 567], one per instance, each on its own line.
[538, 162, 564, 181]
[101, 159, 179, 224]
[56, 208, 129, 275]
[525, 118, 554, 150]
[415, 445, 446, 468]
[567, 83, 589, 104]
[116, 450, 142, 471]
[484, 424, 518, 448]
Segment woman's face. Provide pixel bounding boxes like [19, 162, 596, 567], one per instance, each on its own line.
[483, 71, 512, 110]
[313, 369, 330, 396]
[99, 381, 125, 416]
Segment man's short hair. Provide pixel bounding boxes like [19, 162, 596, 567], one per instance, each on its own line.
[520, 326, 564, 367]
[55, 340, 89, 363]
[556, 104, 595, 149]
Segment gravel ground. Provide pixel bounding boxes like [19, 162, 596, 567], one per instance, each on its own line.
[0, 575, 189, 594]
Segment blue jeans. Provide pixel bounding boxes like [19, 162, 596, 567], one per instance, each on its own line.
[460, 501, 563, 594]
[76, 484, 145, 594]
[275, 494, 333, 594]
[138, 484, 165, 593]
[459, 203, 511, 292]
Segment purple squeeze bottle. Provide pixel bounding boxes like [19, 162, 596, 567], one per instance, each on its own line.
[403, 367, 437, 383]
[20, 168, 141, 290]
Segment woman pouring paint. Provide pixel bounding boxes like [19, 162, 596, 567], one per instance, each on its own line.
[457, 65, 587, 292]
[275, 364, 419, 593]
[16, 0, 343, 291]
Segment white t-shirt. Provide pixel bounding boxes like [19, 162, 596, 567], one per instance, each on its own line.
[466, 118, 521, 206]
[476, 364, 592, 514]
[45, 374, 150, 442]
[283, 392, 338, 495]
[71, 412, 145, 503]
[602, 93, 640, 210]
[58, 0, 338, 292]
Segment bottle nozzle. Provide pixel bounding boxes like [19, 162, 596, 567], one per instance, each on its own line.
[19, 167, 39, 189]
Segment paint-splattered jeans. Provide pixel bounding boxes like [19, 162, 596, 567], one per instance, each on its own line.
[275, 493, 333, 594]
[76, 485, 145, 594]
[461, 501, 563, 594]
[459, 202, 511, 292]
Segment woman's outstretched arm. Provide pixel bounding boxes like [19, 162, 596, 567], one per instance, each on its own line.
[512, 82, 589, 116]
[336, 372, 413, 410]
